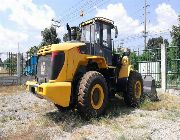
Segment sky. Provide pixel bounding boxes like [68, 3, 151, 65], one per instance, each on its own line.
[0, 0, 179, 53]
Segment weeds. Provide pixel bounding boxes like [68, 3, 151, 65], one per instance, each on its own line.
[140, 93, 180, 111]
[0, 85, 26, 96]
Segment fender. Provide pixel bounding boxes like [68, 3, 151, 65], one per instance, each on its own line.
[118, 65, 133, 78]
[118, 56, 133, 78]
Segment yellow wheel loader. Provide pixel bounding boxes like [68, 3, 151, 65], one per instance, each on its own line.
[26, 17, 144, 117]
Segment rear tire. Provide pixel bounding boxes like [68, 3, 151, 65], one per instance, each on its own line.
[123, 71, 144, 107]
[77, 71, 109, 118]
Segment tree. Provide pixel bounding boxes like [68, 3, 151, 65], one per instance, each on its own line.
[3, 54, 17, 74]
[142, 36, 169, 61]
[171, 15, 180, 46]
[170, 15, 180, 74]
[147, 36, 169, 49]
[130, 52, 139, 70]
[40, 26, 61, 47]
[28, 46, 39, 55]
[170, 15, 180, 60]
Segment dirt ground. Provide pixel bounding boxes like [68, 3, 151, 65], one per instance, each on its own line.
[0, 86, 180, 140]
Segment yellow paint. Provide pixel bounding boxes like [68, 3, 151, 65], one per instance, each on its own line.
[37, 82, 71, 107]
[66, 48, 88, 81]
[38, 43, 109, 82]
[26, 81, 37, 91]
[118, 56, 133, 78]
[37, 45, 51, 56]
[134, 81, 142, 99]
[90, 84, 104, 110]
[121, 56, 129, 65]
[27, 42, 111, 107]
[54, 47, 87, 82]
[52, 45, 108, 82]
[37, 42, 85, 56]
[119, 65, 133, 78]
[26, 80, 71, 107]
[51, 42, 86, 51]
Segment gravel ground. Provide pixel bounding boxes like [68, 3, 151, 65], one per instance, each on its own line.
[0, 87, 180, 140]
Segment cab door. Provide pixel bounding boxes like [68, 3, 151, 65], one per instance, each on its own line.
[101, 24, 112, 65]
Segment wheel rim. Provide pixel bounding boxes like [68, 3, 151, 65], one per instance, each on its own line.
[91, 84, 104, 110]
[134, 81, 142, 99]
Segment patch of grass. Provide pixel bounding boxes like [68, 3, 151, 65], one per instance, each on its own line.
[118, 134, 127, 140]
[45, 110, 87, 132]
[36, 117, 54, 127]
[0, 115, 17, 123]
[34, 134, 48, 140]
[160, 110, 180, 121]
[0, 85, 26, 96]
[110, 122, 123, 132]
[140, 93, 180, 111]
[130, 123, 147, 129]
[1, 116, 9, 123]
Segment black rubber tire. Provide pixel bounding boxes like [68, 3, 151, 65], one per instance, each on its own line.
[123, 71, 144, 107]
[77, 71, 109, 118]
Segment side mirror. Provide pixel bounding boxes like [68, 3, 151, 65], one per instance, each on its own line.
[115, 26, 118, 38]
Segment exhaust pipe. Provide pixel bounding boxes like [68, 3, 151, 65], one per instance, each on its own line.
[66, 23, 71, 41]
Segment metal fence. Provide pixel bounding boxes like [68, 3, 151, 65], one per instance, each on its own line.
[0, 52, 37, 77]
[131, 47, 161, 87]
[1, 46, 180, 89]
[166, 46, 180, 89]
[0, 52, 17, 76]
[131, 45, 180, 89]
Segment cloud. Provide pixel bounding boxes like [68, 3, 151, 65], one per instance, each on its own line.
[0, 0, 57, 52]
[0, 0, 55, 30]
[0, 1, 179, 53]
[56, 26, 66, 38]
[0, 24, 28, 52]
[149, 3, 178, 33]
[95, 3, 179, 38]
[95, 3, 143, 35]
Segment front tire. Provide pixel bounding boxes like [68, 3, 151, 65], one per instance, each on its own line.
[124, 71, 144, 107]
[77, 71, 109, 118]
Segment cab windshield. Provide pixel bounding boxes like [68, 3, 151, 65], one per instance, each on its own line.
[81, 23, 112, 48]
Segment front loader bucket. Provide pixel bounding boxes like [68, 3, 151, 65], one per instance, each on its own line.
[143, 75, 159, 101]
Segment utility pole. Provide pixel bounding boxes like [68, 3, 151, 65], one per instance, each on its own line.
[18, 42, 20, 53]
[143, 0, 149, 49]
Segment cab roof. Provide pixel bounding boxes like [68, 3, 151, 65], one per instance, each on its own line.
[80, 17, 114, 27]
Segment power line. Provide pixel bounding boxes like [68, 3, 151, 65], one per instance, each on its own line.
[59, 0, 87, 18]
[60, 0, 94, 23]
[52, 0, 110, 39]
[62, 0, 107, 24]
[58, 0, 102, 25]
[53, 0, 109, 27]
[68, 0, 109, 24]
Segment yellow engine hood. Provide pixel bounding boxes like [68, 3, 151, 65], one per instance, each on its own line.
[51, 42, 85, 52]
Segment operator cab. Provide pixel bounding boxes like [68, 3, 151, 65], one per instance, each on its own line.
[79, 17, 118, 65]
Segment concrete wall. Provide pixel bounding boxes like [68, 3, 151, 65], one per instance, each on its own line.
[0, 76, 34, 86]
[0, 76, 19, 86]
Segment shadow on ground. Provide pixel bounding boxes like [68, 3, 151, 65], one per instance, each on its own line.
[45, 97, 134, 132]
